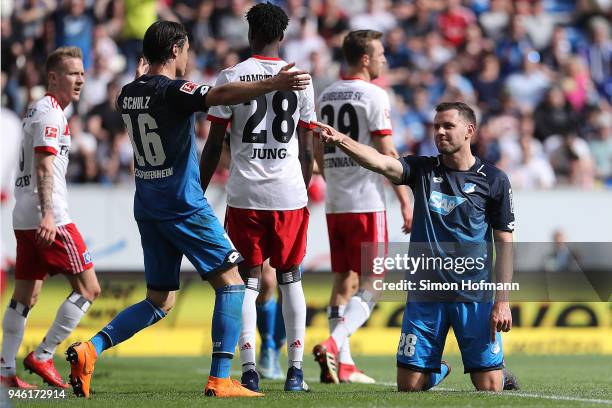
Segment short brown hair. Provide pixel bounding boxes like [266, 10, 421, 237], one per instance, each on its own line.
[342, 30, 383, 66]
[45, 46, 83, 74]
[435, 102, 477, 127]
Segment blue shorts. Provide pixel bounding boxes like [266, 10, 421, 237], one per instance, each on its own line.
[396, 302, 504, 373]
[137, 206, 243, 291]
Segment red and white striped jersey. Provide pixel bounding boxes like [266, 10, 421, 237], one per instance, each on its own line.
[13, 94, 72, 229]
[207, 56, 317, 210]
[318, 78, 392, 213]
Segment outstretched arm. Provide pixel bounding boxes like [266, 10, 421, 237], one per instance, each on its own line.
[314, 121, 404, 184]
[372, 136, 413, 234]
[205, 63, 311, 108]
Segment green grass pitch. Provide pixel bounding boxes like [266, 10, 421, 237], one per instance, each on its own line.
[4, 354, 611, 407]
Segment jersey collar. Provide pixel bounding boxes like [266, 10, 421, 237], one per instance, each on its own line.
[438, 155, 482, 172]
[251, 55, 282, 61]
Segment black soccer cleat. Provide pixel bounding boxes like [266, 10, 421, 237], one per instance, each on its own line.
[241, 369, 260, 392]
[503, 368, 520, 390]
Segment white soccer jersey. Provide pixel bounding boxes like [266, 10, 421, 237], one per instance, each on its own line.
[208, 56, 317, 210]
[13, 95, 72, 230]
[318, 78, 392, 213]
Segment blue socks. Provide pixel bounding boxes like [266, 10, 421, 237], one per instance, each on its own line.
[424, 363, 450, 390]
[90, 299, 166, 356]
[210, 285, 245, 378]
[256, 298, 276, 350]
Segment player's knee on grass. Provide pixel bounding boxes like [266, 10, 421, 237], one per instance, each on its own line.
[397, 367, 428, 392]
[470, 370, 503, 392]
[146, 290, 176, 314]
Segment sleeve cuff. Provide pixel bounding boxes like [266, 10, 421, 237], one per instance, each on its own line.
[371, 129, 392, 136]
[34, 146, 58, 155]
[298, 120, 316, 130]
[207, 114, 231, 126]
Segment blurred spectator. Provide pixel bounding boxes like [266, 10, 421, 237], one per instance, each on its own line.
[80, 54, 113, 113]
[479, 0, 510, 41]
[534, 86, 578, 141]
[561, 56, 596, 112]
[188, 0, 215, 65]
[580, 16, 611, 102]
[401, 86, 433, 143]
[509, 134, 556, 189]
[587, 111, 612, 185]
[430, 60, 476, 104]
[505, 52, 552, 112]
[436, 0, 476, 48]
[496, 16, 534, 74]
[542, 25, 574, 70]
[400, 0, 437, 38]
[317, 0, 350, 61]
[546, 130, 596, 188]
[456, 24, 494, 77]
[283, 17, 329, 72]
[67, 115, 99, 183]
[523, 0, 555, 51]
[474, 53, 503, 112]
[215, 0, 252, 56]
[52, 0, 94, 69]
[350, 0, 396, 34]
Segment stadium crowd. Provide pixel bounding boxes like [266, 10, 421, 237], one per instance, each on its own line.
[1, 0, 611, 190]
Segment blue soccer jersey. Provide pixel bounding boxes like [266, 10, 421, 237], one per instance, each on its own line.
[399, 155, 515, 301]
[118, 76, 211, 221]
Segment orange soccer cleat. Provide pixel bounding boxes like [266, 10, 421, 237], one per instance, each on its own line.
[23, 352, 69, 388]
[65, 341, 97, 398]
[204, 376, 264, 397]
[0, 374, 37, 389]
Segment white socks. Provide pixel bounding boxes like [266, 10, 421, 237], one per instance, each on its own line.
[327, 305, 355, 365]
[279, 281, 306, 369]
[1, 301, 29, 376]
[239, 285, 259, 373]
[34, 293, 89, 361]
[330, 295, 373, 351]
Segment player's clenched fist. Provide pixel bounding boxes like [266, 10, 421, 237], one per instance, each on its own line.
[490, 301, 512, 342]
[272, 63, 311, 91]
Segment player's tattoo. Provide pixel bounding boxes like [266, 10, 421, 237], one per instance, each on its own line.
[37, 173, 54, 215]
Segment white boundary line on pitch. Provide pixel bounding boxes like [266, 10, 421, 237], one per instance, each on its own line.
[308, 378, 612, 405]
[197, 370, 612, 405]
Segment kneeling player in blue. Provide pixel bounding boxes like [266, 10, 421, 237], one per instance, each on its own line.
[314, 102, 520, 392]
[64, 21, 311, 399]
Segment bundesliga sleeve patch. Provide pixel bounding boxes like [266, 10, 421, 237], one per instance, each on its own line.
[180, 81, 199, 94]
[44, 126, 59, 139]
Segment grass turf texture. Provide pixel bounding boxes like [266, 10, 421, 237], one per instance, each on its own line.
[4, 354, 611, 407]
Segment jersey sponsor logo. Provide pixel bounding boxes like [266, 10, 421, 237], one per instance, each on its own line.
[44, 126, 59, 139]
[463, 182, 476, 194]
[433, 176, 444, 183]
[428, 191, 466, 216]
[179, 81, 199, 94]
